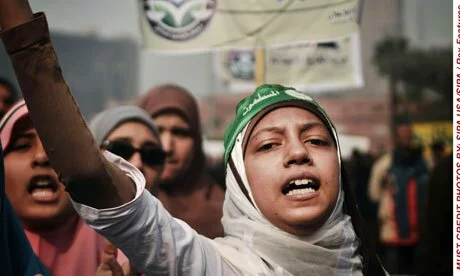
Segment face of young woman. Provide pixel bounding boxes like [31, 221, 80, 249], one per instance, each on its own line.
[4, 117, 74, 231]
[244, 107, 340, 235]
[153, 112, 195, 184]
[105, 121, 163, 193]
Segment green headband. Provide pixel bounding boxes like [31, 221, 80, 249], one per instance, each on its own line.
[223, 84, 337, 166]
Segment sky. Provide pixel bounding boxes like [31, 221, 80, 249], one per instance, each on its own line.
[30, 0, 141, 40]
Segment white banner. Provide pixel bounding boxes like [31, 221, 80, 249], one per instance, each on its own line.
[215, 32, 363, 93]
[139, 0, 360, 53]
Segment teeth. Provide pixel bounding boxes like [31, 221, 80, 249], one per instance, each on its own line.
[291, 179, 313, 186]
[35, 180, 51, 186]
[31, 189, 54, 198]
[286, 187, 316, 196]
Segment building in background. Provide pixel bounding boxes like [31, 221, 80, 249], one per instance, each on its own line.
[401, 0, 452, 49]
[0, 32, 139, 118]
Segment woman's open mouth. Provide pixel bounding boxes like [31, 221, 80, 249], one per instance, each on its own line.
[282, 178, 320, 196]
[27, 175, 60, 202]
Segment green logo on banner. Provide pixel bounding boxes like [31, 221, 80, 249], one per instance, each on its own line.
[144, 0, 217, 41]
[226, 51, 255, 81]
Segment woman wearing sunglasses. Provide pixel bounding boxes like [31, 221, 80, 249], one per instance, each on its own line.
[89, 105, 165, 275]
[89, 105, 165, 196]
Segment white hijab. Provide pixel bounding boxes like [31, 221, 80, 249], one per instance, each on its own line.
[211, 123, 363, 276]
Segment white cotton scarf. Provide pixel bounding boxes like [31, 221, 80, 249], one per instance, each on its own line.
[211, 126, 363, 276]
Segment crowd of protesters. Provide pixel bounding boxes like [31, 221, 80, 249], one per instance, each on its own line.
[0, 0, 453, 275]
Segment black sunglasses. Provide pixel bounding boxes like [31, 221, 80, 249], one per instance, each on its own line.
[102, 140, 166, 167]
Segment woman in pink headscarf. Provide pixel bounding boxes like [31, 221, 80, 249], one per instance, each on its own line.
[0, 100, 127, 276]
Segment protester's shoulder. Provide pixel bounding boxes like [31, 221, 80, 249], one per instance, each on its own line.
[77, 216, 103, 237]
[203, 173, 225, 201]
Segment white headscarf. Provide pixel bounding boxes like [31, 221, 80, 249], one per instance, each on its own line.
[211, 118, 363, 276]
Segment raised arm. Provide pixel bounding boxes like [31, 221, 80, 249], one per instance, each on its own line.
[0, 3, 233, 275]
[0, 0, 135, 208]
